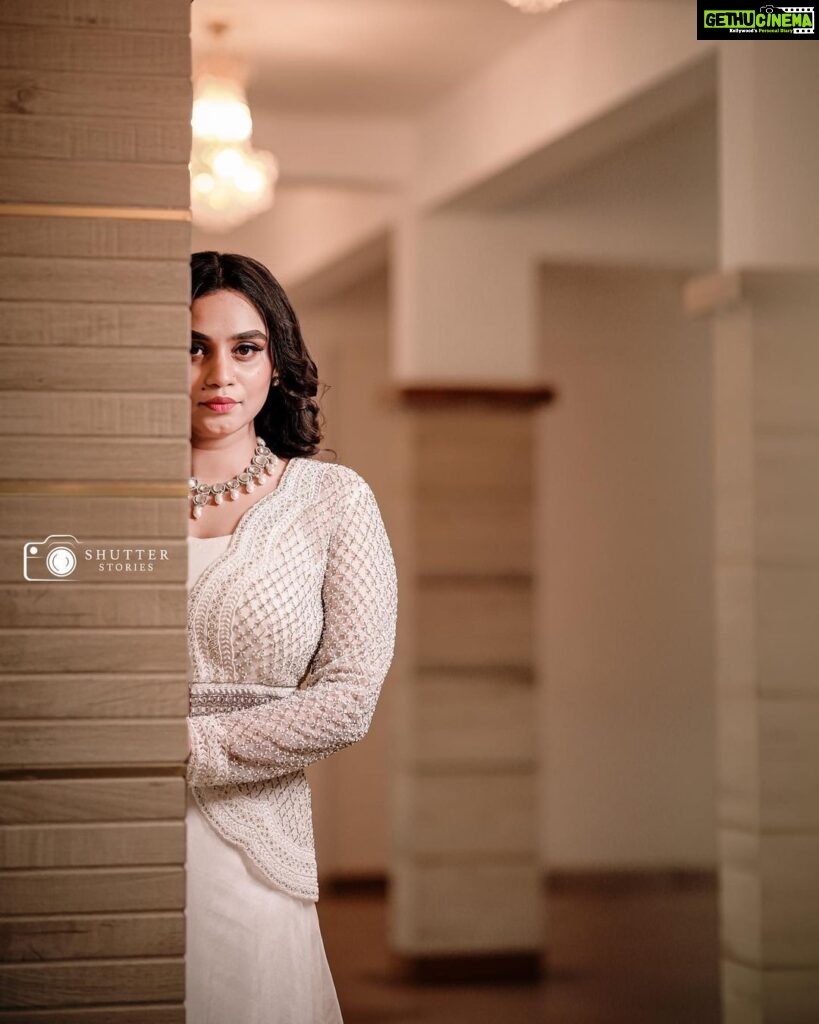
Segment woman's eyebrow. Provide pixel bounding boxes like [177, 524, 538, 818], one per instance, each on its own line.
[191, 330, 268, 342]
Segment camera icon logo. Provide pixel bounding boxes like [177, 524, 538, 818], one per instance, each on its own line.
[23, 535, 81, 582]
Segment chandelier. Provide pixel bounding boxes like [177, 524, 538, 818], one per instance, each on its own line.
[190, 72, 279, 233]
[503, 0, 573, 11]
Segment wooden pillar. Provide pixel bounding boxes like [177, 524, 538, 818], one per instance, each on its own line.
[389, 382, 554, 981]
[686, 270, 819, 1023]
[0, 2, 191, 1019]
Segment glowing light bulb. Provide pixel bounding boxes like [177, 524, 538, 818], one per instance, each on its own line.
[191, 76, 253, 142]
[190, 73, 279, 232]
[212, 147, 244, 178]
[193, 172, 215, 195]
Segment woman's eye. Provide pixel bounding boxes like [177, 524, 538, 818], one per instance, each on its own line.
[189, 343, 261, 357]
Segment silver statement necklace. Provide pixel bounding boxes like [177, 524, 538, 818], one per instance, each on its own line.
[189, 436, 281, 520]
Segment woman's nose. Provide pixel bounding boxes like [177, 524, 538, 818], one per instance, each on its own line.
[204, 349, 235, 386]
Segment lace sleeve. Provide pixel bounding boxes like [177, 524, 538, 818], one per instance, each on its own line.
[185, 474, 398, 787]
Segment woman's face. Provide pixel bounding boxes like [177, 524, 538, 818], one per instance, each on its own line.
[190, 288, 274, 442]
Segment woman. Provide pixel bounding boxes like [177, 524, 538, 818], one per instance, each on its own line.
[184, 251, 398, 1023]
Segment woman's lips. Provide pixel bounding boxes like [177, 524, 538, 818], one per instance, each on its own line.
[202, 399, 238, 413]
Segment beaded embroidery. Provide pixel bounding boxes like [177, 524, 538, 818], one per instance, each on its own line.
[187, 458, 398, 901]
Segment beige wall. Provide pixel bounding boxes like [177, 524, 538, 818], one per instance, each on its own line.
[535, 263, 717, 870]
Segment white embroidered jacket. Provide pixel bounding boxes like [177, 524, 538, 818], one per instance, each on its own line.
[186, 456, 398, 901]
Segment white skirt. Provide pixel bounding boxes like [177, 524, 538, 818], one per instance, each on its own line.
[185, 787, 344, 1024]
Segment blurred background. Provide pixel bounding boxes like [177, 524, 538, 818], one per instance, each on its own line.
[186, 2, 817, 1022]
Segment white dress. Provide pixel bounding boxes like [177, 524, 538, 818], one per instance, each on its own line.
[185, 534, 345, 1024]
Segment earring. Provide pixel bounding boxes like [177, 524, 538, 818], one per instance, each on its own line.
[270, 374, 280, 387]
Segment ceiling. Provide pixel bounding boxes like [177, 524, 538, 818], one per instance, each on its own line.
[191, 0, 543, 117]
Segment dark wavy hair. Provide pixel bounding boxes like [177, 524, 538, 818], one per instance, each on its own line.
[191, 251, 331, 459]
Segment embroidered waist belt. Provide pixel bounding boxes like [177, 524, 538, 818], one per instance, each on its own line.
[189, 682, 295, 716]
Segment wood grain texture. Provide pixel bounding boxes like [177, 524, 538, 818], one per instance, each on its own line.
[0, 0, 190, 33]
[0, 957, 184, 1008]
[0, 495, 186, 540]
[0, 912, 184, 962]
[4, 629, 187, 674]
[0, 303, 189, 348]
[0, 576, 186, 623]
[0, 70, 190, 122]
[1, 348, 187, 392]
[0, 217, 190, 259]
[0, 676, 187, 719]
[0, 821, 185, 868]
[0, 777, 184, 823]
[0, 113, 192, 164]
[0, 866, 185, 914]
[0, 720, 186, 770]
[0, 157, 190, 207]
[0, 394, 190, 439]
[0, 256, 189, 303]
[1, 438, 189, 480]
[0, 1007, 185, 1023]
[0, 27, 190, 77]
[0, 1, 192, 1014]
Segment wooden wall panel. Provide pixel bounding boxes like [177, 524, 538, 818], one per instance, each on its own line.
[2, 439, 188, 480]
[0, 70, 190, 124]
[0, 959, 184, 1008]
[0, 256, 190, 302]
[414, 669, 537, 767]
[0, 114, 193, 165]
[0, 821, 185, 868]
[0, 868, 185, 915]
[0, 395, 190, 438]
[0, 160, 191, 207]
[0, 779, 184, 823]
[2, 350, 187, 392]
[395, 771, 538, 857]
[0, 216, 191, 259]
[391, 391, 549, 974]
[417, 578, 533, 668]
[0, 911, 183, 961]
[0, 495, 185, 539]
[694, 271, 819, 1021]
[5, 629, 187, 674]
[417, 495, 532, 575]
[0, 3, 191, 1016]
[0, 583, 187, 624]
[0, 0, 190, 33]
[0, 27, 190, 76]
[0, 722, 183, 769]
[0, 304, 190, 349]
[0, 676, 186, 719]
[0, 1008, 185, 1024]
